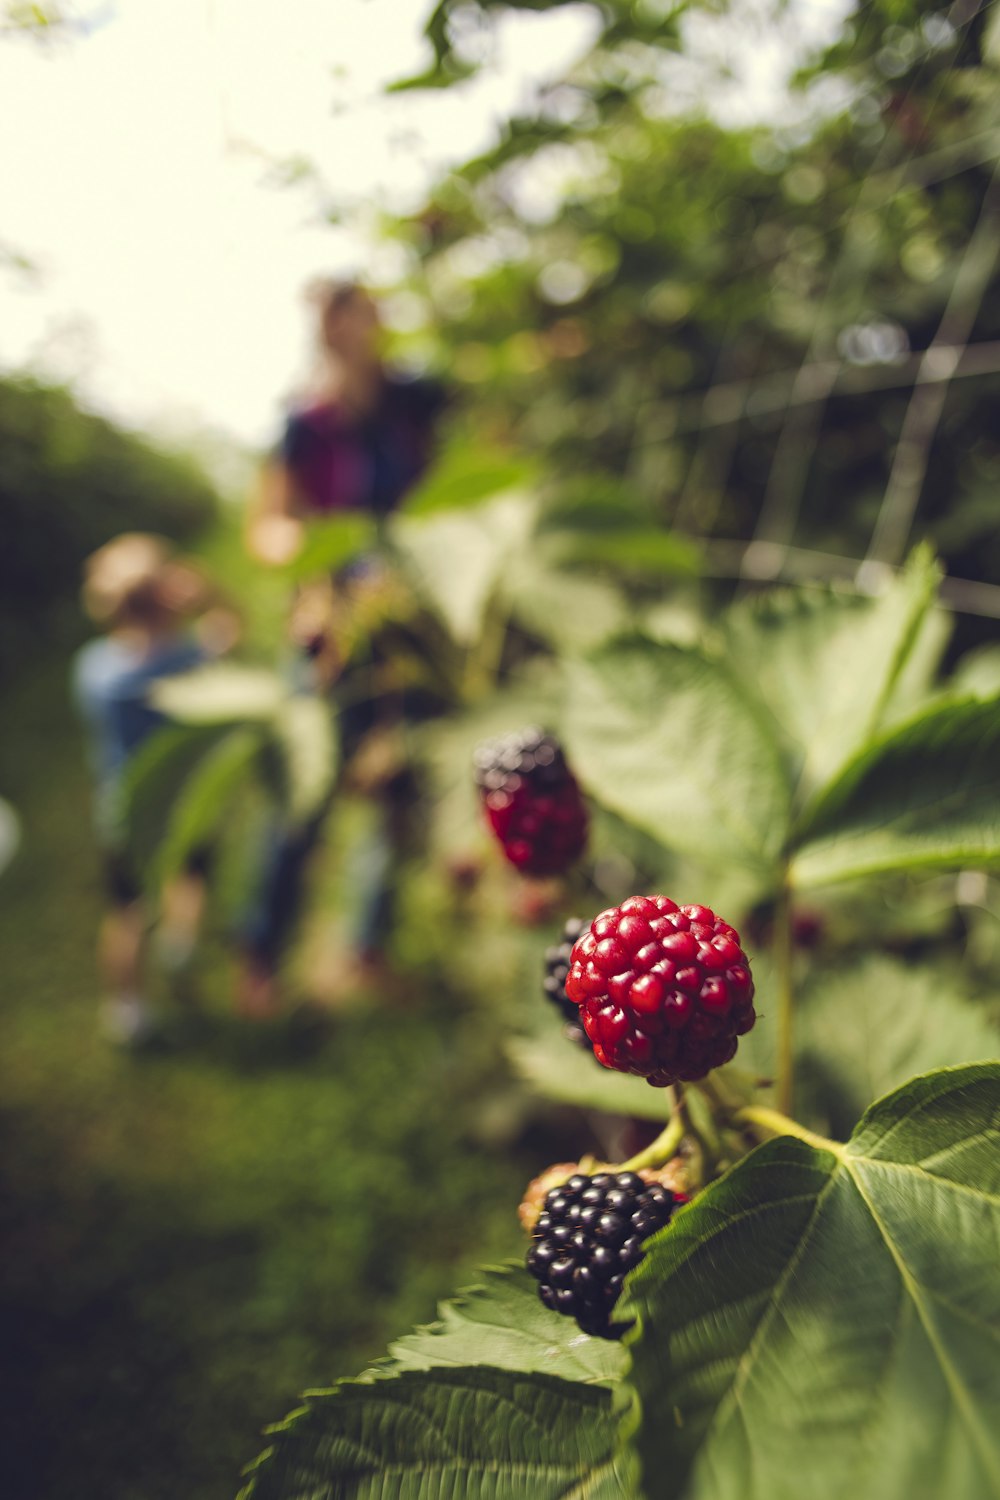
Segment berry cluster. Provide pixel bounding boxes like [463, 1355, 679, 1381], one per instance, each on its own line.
[565, 896, 755, 1086]
[543, 917, 588, 1047]
[473, 727, 588, 877]
[527, 1171, 683, 1337]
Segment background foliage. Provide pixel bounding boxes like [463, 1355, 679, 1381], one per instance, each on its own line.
[0, 375, 216, 678]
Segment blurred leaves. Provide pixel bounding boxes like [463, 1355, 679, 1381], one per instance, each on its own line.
[150, 664, 288, 723]
[151, 725, 265, 886]
[401, 437, 538, 516]
[796, 954, 1000, 1136]
[724, 548, 941, 796]
[127, 665, 339, 890]
[285, 514, 377, 583]
[391, 489, 536, 646]
[0, 375, 215, 679]
[384, 0, 1000, 607]
[507, 1015, 675, 1121]
[791, 697, 1000, 887]
[271, 695, 339, 825]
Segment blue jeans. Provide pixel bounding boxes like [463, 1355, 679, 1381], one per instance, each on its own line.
[239, 796, 397, 970]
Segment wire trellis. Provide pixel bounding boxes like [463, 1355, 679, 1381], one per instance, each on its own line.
[642, 0, 1000, 617]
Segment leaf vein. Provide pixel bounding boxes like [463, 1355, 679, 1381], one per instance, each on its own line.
[858, 1154, 1000, 1207]
[720, 1168, 840, 1414]
[844, 1160, 1000, 1489]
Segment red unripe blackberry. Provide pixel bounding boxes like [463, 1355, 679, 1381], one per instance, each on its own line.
[565, 896, 756, 1086]
[526, 1170, 684, 1338]
[473, 727, 588, 877]
[543, 917, 589, 1048]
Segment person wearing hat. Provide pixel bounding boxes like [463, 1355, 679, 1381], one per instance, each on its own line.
[72, 533, 236, 1045]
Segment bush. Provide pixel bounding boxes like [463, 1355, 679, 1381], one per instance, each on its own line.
[0, 374, 217, 676]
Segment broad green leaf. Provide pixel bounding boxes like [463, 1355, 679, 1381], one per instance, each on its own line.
[797, 956, 999, 1136]
[240, 1366, 638, 1500]
[507, 1019, 675, 1121]
[155, 725, 264, 883]
[950, 645, 1000, 701]
[402, 438, 538, 515]
[272, 695, 338, 825]
[638, 595, 704, 649]
[121, 721, 230, 871]
[623, 1063, 1000, 1500]
[791, 698, 1000, 888]
[391, 491, 535, 647]
[553, 524, 700, 580]
[537, 483, 700, 580]
[879, 604, 951, 730]
[150, 664, 287, 724]
[386, 1265, 628, 1385]
[536, 478, 653, 535]
[563, 637, 791, 876]
[724, 547, 940, 797]
[286, 512, 377, 581]
[508, 552, 631, 652]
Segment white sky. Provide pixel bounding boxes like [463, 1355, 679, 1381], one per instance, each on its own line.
[0, 0, 600, 451]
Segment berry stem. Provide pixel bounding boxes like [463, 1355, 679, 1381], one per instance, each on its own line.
[732, 1105, 842, 1156]
[774, 879, 795, 1116]
[464, 595, 511, 700]
[692, 1070, 753, 1118]
[618, 1087, 687, 1173]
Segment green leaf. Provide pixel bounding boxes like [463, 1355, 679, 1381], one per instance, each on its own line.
[538, 483, 701, 581]
[155, 726, 264, 884]
[879, 604, 952, 730]
[623, 1063, 1000, 1500]
[386, 1265, 629, 1385]
[724, 548, 940, 797]
[797, 956, 1000, 1136]
[391, 491, 536, 647]
[285, 512, 377, 581]
[508, 552, 631, 653]
[150, 664, 287, 724]
[791, 698, 1000, 888]
[240, 1366, 638, 1500]
[554, 525, 701, 580]
[563, 637, 791, 877]
[950, 645, 1000, 701]
[271, 695, 338, 825]
[121, 721, 231, 872]
[401, 438, 538, 515]
[507, 1018, 675, 1121]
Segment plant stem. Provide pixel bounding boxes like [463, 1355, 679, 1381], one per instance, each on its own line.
[733, 1105, 841, 1156]
[619, 1090, 687, 1173]
[774, 879, 795, 1116]
[464, 594, 511, 701]
[693, 1071, 749, 1118]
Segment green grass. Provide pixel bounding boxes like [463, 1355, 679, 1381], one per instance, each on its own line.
[0, 647, 547, 1500]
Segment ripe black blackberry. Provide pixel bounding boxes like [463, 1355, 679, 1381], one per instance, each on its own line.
[543, 917, 588, 1047]
[526, 1170, 683, 1338]
[473, 726, 588, 876]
